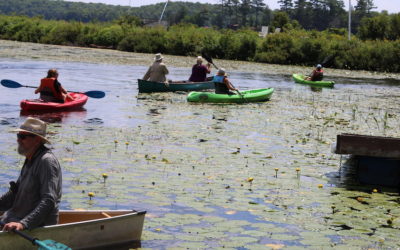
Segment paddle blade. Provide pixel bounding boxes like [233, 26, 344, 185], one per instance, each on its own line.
[201, 52, 213, 64]
[84, 90, 105, 99]
[36, 239, 71, 250]
[321, 55, 335, 68]
[1, 79, 23, 88]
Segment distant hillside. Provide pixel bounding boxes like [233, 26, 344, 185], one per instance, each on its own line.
[0, 0, 142, 22]
[0, 0, 220, 23]
[2, 0, 374, 31]
[0, 0, 272, 28]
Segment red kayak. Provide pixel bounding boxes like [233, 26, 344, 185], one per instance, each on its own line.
[20, 93, 88, 112]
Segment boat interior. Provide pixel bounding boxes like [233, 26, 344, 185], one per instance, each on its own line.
[0, 210, 139, 225]
[58, 210, 137, 224]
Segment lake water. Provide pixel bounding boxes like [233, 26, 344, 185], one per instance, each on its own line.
[1, 57, 400, 249]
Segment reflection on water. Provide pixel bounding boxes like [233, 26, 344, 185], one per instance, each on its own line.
[20, 109, 87, 123]
[1, 58, 400, 249]
[84, 241, 141, 250]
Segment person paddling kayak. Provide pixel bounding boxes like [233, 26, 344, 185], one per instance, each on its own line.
[35, 69, 74, 103]
[213, 68, 238, 95]
[305, 64, 324, 81]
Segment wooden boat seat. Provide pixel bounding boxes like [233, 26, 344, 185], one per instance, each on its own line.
[101, 212, 111, 218]
[58, 210, 132, 224]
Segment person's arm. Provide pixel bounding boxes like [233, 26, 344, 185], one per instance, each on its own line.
[163, 64, 169, 75]
[34, 83, 43, 94]
[142, 66, 151, 80]
[205, 63, 211, 74]
[224, 78, 237, 91]
[55, 80, 67, 94]
[189, 65, 195, 81]
[19, 156, 61, 229]
[0, 181, 18, 211]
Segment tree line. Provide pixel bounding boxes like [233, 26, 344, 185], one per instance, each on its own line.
[1, 14, 399, 73]
[0, 0, 384, 32]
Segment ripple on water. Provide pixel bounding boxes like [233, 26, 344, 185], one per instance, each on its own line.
[83, 118, 104, 125]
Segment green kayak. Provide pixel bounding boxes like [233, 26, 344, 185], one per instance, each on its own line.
[187, 88, 274, 103]
[292, 74, 335, 88]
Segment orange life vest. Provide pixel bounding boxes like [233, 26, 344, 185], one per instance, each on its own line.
[311, 69, 324, 81]
[40, 78, 63, 101]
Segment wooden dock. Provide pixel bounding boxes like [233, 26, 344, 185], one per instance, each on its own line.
[334, 134, 400, 187]
[335, 133, 400, 158]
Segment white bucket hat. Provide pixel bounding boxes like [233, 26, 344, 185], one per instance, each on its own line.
[217, 68, 227, 76]
[13, 117, 50, 144]
[196, 56, 203, 63]
[154, 53, 164, 61]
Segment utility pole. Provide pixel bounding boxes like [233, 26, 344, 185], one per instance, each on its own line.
[348, 0, 351, 40]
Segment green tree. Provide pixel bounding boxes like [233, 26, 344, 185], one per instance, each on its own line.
[388, 14, 400, 40]
[239, 0, 252, 26]
[278, 0, 293, 12]
[293, 0, 312, 29]
[271, 11, 291, 30]
[358, 13, 390, 40]
[252, 0, 266, 27]
[355, 0, 376, 15]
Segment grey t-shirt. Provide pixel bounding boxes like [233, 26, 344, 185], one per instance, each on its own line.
[0, 145, 62, 229]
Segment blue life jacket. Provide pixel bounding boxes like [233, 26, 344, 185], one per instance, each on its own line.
[213, 75, 230, 94]
[212, 75, 225, 83]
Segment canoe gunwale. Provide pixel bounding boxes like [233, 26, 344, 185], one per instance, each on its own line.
[53, 210, 146, 228]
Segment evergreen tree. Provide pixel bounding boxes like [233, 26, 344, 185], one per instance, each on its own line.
[325, 0, 345, 27]
[240, 0, 252, 26]
[293, 0, 312, 28]
[353, 0, 376, 33]
[355, 0, 376, 15]
[278, 0, 294, 12]
[252, 0, 266, 27]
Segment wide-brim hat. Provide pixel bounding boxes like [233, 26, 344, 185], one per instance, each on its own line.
[154, 53, 164, 61]
[13, 117, 50, 144]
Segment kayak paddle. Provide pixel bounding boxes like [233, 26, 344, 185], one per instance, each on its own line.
[321, 54, 335, 68]
[0, 221, 71, 250]
[201, 54, 245, 99]
[1, 79, 105, 99]
[201, 52, 219, 69]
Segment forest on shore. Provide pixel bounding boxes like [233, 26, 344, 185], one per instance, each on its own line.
[0, 0, 399, 72]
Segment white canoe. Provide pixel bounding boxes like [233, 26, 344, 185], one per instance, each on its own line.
[0, 210, 146, 250]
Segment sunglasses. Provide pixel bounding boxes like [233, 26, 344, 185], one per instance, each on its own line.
[17, 134, 37, 140]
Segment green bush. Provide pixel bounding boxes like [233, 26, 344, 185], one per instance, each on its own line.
[118, 27, 167, 53]
[94, 25, 123, 48]
[41, 21, 82, 45]
[1, 14, 400, 73]
[255, 33, 296, 64]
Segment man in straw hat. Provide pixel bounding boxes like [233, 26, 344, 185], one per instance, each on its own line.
[189, 56, 211, 82]
[142, 53, 169, 83]
[0, 117, 62, 231]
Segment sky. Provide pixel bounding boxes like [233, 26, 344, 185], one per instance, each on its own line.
[64, 0, 400, 13]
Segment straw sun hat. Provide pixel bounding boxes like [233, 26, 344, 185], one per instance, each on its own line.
[13, 117, 50, 144]
[154, 53, 164, 61]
